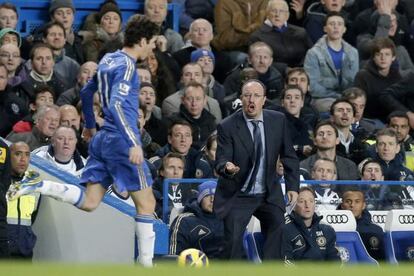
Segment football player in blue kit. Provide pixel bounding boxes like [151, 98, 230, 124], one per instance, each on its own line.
[8, 15, 160, 267]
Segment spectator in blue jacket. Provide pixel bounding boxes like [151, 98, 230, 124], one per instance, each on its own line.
[280, 186, 340, 263]
[169, 180, 225, 258]
[340, 188, 385, 260]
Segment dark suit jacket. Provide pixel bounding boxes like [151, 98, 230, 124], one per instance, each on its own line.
[214, 109, 300, 218]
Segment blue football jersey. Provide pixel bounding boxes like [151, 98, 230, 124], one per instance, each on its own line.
[81, 50, 141, 147]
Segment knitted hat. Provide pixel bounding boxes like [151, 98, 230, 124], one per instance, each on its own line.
[190, 49, 215, 64]
[197, 181, 217, 204]
[98, 0, 122, 22]
[0, 28, 22, 47]
[49, 0, 75, 15]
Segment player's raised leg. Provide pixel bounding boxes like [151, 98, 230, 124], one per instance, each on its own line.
[7, 171, 107, 212]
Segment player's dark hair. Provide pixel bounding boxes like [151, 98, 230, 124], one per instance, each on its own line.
[123, 15, 160, 47]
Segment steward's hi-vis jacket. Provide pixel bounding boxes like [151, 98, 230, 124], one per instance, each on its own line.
[7, 176, 40, 258]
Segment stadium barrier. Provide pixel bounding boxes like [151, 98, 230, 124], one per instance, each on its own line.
[30, 154, 169, 263]
[12, 0, 181, 36]
[24, 149, 414, 264]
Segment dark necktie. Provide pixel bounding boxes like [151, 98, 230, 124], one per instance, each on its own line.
[244, 120, 263, 194]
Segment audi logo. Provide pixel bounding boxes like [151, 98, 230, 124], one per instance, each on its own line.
[398, 215, 414, 224]
[326, 215, 349, 224]
[372, 215, 386, 224]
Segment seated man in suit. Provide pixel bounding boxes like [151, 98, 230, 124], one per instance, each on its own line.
[339, 188, 385, 261]
[280, 186, 340, 263]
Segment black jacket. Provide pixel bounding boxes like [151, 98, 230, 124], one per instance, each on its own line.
[223, 65, 284, 102]
[250, 23, 313, 68]
[356, 209, 385, 261]
[281, 212, 340, 262]
[151, 144, 213, 179]
[0, 85, 28, 138]
[214, 110, 299, 218]
[166, 105, 217, 150]
[354, 59, 402, 122]
[169, 198, 225, 258]
[379, 71, 414, 115]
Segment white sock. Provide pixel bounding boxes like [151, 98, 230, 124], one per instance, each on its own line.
[135, 214, 155, 267]
[39, 180, 85, 208]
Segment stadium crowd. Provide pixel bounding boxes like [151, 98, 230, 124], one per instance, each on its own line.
[1, 0, 414, 262]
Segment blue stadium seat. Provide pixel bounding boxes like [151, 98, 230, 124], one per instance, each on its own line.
[243, 232, 264, 263]
[335, 232, 378, 264]
[384, 210, 414, 264]
[13, 0, 182, 36]
[318, 210, 378, 264]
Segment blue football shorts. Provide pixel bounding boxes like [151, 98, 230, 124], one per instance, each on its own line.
[80, 129, 153, 192]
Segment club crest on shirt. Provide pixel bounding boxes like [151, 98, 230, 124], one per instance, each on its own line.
[316, 236, 326, 248]
[369, 236, 379, 249]
[406, 246, 414, 261]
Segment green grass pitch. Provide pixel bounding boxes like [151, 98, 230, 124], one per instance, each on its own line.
[1, 261, 413, 276]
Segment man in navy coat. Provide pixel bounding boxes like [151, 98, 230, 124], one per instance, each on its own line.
[214, 79, 300, 259]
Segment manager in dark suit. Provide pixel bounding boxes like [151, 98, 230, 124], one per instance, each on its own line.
[214, 79, 300, 260]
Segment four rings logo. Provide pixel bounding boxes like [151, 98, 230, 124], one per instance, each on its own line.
[326, 215, 349, 224]
[398, 215, 414, 224]
[372, 215, 386, 224]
